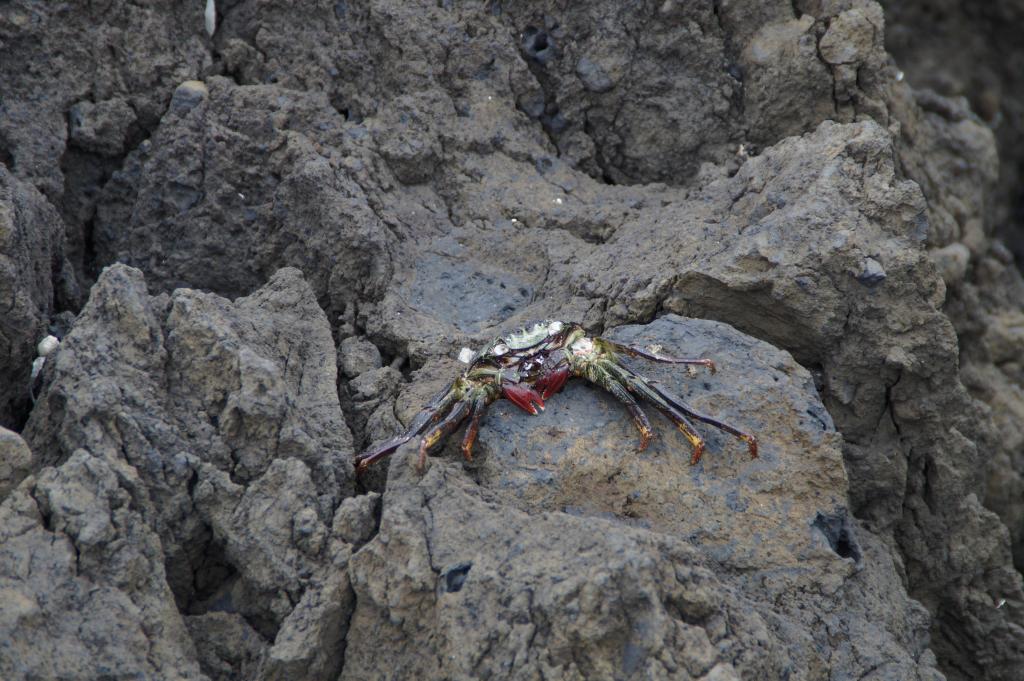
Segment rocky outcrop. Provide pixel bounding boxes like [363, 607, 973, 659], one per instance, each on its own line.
[0, 167, 67, 427]
[2, 0, 1024, 679]
[8, 265, 360, 679]
[344, 315, 941, 679]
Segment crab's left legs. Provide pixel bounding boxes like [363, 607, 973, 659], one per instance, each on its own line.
[605, 340, 717, 375]
[354, 381, 460, 474]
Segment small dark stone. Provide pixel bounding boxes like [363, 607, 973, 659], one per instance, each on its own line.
[576, 57, 614, 93]
[856, 257, 886, 287]
[443, 562, 472, 593]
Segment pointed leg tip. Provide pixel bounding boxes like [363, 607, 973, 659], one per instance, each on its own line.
[689, 443, 705, 465]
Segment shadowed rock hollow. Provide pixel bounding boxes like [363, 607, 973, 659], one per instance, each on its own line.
[1, 1, 1023, 680]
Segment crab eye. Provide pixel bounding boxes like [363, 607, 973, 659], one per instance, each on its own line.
[547, 321, 564, 335]
[492, 343, 509, 356]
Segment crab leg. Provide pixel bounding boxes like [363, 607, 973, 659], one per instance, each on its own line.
[604, 339, 716, 374]
[608, 362, 756, 462]
[601, 375, 654, 451]
[460, 396, 489, 462]
[647, 380, 758, 459]
[417, 399, 472, 470]
[605, 364, 707, 462]
[353, 381, 458, 474]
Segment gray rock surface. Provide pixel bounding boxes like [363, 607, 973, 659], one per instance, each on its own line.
[0, 167, 66, 427]
[12, 264, 358, 679]
[0, 428, 32, 500]
[347, 315, 941, 679]
[0, 449, 206, 680]
[1, 0, 1024, 679]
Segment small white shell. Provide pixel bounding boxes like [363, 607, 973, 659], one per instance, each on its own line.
[31, 356, 45, 381]
[205, 0, 216, 37]
[457, 347, 475, 364]
[547, 321, 564, 334]
[37, 335, 60, 357]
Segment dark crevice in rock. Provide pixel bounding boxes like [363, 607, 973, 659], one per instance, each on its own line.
[812, 510, 862, 563]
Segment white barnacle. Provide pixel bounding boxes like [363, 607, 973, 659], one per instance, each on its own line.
[205, 0, 216, 37]
[30, 356, 45, 382]
[457, 347, 475, 364]
[547, 321, 564, 334]
[37, 335, 60, 357]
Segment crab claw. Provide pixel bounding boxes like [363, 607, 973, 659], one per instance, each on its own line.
[502, 381, 545, 415]
[534, 365, 571, 400]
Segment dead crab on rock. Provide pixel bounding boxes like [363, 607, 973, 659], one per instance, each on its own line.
[354, 321, 758, 473]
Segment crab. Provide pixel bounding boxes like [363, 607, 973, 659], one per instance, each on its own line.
[353, 320, 758, 474]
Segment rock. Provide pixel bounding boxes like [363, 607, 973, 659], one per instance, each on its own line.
[931, 243, 971, 288]
[0, 0, 210, 207]
[344, 415, 940, 680]
[471, 315, 848, 576]
[0, 427, 32, 500]
[0, 167, 64, 427]
[21, 264, 356, 667]
[94, 77, 394, 315]
[575, 56, 614, 93]
[2, 0, 1024, 678]
[569, 118, 1024, 678]
[339, 336, 382, 378]
[68, 98, 137, 156]
[0, 450, 205, 680]
[186, 612, 266, 681]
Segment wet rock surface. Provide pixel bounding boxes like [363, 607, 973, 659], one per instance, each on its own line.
[2, 0, 1024, 679]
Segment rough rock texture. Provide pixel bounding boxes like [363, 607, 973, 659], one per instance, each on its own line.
[0, 166, 66, 428]
[882, 0, 1024, 254]
[2, 0, 1024, 679]
[10, 265, 360, 679]
[0, 449, 205, 680]
[346, 316, 942, 679]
